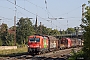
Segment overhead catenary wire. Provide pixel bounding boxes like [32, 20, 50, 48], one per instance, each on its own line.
[57, 6, 82, 17]
[7, 0, 57, 28]
[26, 0, 54, 18]
[6, 0, 54, 30]
[26, 0, 43, 9]
[0, 0, 52, 22]
[0, 5, 14, 11]
[6, 0, 82, 30]
[12, 0, 66, 29]
[0, 16, 13, 20]
[0, 16, 13, 26]
[7, 0, 47, 21]
[54, 6, 82, 30]
[0, 5, 27, 18]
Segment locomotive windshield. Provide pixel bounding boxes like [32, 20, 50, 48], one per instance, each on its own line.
[30, 38, 40, 42]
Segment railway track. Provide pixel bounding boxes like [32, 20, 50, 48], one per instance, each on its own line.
[0, 47, 82, 60]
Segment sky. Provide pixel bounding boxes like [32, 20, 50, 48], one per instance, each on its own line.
[0, 0, 89, 30]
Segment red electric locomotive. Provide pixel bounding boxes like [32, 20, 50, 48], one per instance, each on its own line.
[28, 35, 49, 54]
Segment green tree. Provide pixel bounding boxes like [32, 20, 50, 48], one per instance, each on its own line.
[61, 30, 65, 34]
[36, 24, 60, 35]
[0, 23, 8, 33]
[66, 28, 75, 34]
[49, 29, 60, 35]
[46, 28, 52, 35]
[7, 34, 14, 46]
[0, 23, 14, 46]
[36, 25, 52, 35]
[81, 3, 90, 60]
[0, 23, 8, 45]
[16, 17, 35, 45]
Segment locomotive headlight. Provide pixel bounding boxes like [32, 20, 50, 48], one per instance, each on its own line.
[40, 46, 41, 48]
[27, 45, 29, 47]
[35, 40, 36, 42]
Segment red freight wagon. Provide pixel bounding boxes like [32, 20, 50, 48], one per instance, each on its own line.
[60, 38, 72, 48]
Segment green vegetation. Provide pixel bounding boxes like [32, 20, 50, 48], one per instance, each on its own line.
[0, 23, 14, 46]
[68, 1, 90, 60]
[80, 2, 90, 60]
[68, 49, 84, 60]
[66, 28, 75, 34]
[16, 17, 35, 45]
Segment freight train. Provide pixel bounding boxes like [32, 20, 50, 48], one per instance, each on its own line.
[27, 34, 82, 55]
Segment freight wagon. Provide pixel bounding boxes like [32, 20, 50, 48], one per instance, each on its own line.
[58, 38, 72, 49]
[47, 36, 59, 51]
[60, 38, 82, 49]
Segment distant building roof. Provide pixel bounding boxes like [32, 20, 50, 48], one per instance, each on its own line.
[8, 29, 15, 34]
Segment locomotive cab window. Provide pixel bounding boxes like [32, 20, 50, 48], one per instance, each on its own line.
[29, 38, 40, 42]
[35, 38, 40, 42]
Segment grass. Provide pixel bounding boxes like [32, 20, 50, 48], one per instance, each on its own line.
[0, 46, 28, 57]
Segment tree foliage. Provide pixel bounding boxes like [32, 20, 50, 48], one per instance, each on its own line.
[16, 17, 35, 45]
[0, 23, 14, 46]
[36, 25, 60, 35]
[81, 3, 90, 60]
[49, 29, 60, 35]
[36, 25, 53, 35]
[66, 28, 75, 34]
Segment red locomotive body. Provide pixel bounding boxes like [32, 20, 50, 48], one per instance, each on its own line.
[28, 35, 49, 54]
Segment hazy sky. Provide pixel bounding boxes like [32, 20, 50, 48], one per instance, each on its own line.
[0, 0, 88, 30]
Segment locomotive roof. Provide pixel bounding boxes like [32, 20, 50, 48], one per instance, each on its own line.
[29, 35, 59, 40]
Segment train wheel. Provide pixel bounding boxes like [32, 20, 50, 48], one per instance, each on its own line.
[38, 52, 41, 55]
[43, 51, 45, 54]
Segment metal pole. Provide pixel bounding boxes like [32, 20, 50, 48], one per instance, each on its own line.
[0, 19, 1, 41]
[0, 19, 2, 24]
[14, 0, 16, 45]
[40, 22, 42, 34]
[67, 20, 68, 34]
[0, 19, 2, 32]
